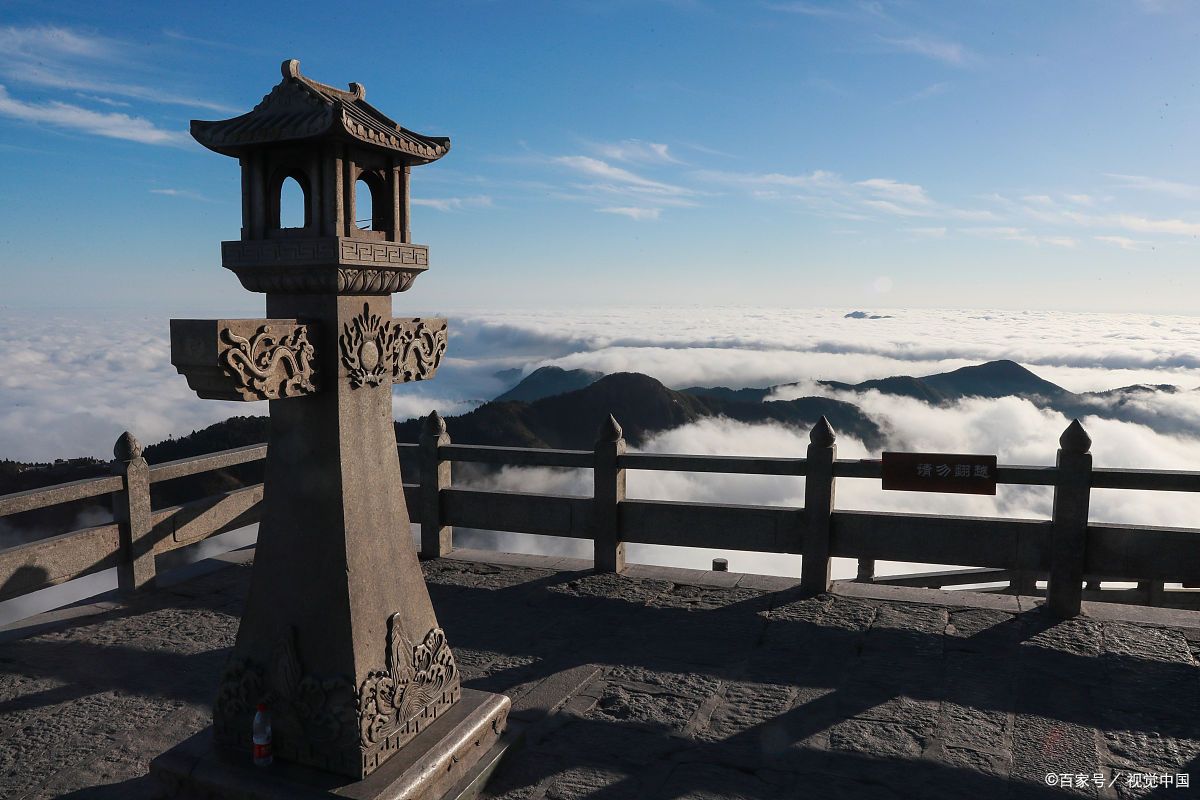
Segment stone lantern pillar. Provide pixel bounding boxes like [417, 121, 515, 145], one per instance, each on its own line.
[152, 60, 508, 799]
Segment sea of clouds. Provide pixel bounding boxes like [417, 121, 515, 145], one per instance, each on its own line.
[4, 305, 1200, 578]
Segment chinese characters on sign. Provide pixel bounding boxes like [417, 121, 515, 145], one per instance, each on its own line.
[881, 452, 998, 495]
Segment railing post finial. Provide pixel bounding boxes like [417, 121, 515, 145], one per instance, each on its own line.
[422, 409, 448, 440]
[810, 416, 836, 448]
[113, 431, 143, 462]
[598, 413, 624, 443]
[1059, 419, 1091, 454]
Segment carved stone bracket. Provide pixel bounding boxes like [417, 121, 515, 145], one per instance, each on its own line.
[170, 318, 319, 402]
[391, 317, 448, 383]
[220, 324, 316, 400]
[340, 304, 447, 389]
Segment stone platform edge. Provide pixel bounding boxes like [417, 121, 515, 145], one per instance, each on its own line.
[3, 545, 1198, 646]
[440, 548, 1200, 631]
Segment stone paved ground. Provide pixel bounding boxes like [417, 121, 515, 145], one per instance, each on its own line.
[0, 550, 1198, 799]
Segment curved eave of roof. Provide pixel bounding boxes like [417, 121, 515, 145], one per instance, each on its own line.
[189, 59, 451, 164]
[190, 116, 449, 164]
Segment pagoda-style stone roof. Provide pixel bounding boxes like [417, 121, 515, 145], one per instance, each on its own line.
[190, 59, 450, 163]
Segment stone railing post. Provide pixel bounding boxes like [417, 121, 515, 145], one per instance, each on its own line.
[855, 558, 875, 583]
[800, 416, 837, 596]
[419, 411, 453, 559]
[593, 414, 626, 573]
[1047, 419, 1092, 618]
[111, 431, 155, 592]
[1137, 580, 1165, 606]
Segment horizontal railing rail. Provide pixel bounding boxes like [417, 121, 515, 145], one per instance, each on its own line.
[3, 415, 1200, 622]
[147, 444, 268, 484]
[0, 474, 124, 518]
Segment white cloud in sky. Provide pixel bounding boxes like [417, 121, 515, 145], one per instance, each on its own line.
[553, 155, 693, 197]
[962, 226, 1077, 248]
[592, 139, 681, 165]
[0, 25, 234, 114]
[0, 25, 111, 59]
[856, 178, 933, 207]
[1105, 173, 1199, 199]
[150, 188, 213, 201]
[0, 85, 188, 145]
[597, 206, 661, 220]
[878, 35, 971, 66]
[899, 81, 950, 103]
[1095, 235, 1149, 251]
[1111, 213, 1200, 237]
[525, 141, 1199, 251]
[984, 191, 1200, 242]
[411, 195, 494, 212]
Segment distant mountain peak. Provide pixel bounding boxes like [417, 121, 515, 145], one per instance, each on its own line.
[494, 365, 604, 403]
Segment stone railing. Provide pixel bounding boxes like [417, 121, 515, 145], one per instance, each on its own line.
[2, 416, 1199, 621]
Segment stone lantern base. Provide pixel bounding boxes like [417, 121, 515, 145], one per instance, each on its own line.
[150, 689, 515, 800]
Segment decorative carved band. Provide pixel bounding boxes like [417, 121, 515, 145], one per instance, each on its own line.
[340, 304, 448, 388]
[222, 238, 428, 268]
[222, 238, 340, 267]
[219, 324, 316, 400]
[227, 265, 423, 295]
[212, 622, 460, 778]
[337, 267, 420, 294]
[338, 240, 428, 267]
[221, 237, 429, 295]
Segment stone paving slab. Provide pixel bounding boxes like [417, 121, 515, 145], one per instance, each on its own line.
[0, 549, 1197, 799]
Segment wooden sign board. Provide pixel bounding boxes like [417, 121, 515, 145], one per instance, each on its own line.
[881, 452, 998, 495]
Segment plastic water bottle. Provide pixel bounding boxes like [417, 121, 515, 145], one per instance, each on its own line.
[252, 703, 273, 767]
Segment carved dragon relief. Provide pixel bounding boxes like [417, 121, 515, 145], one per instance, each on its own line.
[391, 318, 448, 383]
[339, 304, 448, 389]
[214, 622, 458, 756]
[219, 324, 316, 400]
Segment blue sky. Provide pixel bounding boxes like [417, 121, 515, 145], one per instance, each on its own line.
[1, 0, 1199, 312]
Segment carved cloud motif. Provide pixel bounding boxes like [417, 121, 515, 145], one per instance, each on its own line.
[358, 618, 458, 747]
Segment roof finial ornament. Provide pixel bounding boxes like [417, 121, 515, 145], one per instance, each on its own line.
[282, 58, 302, 80]
[809, 416, 836, 447]
[598, 414, 623, 443]
[1059, 419, 1091, 454]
